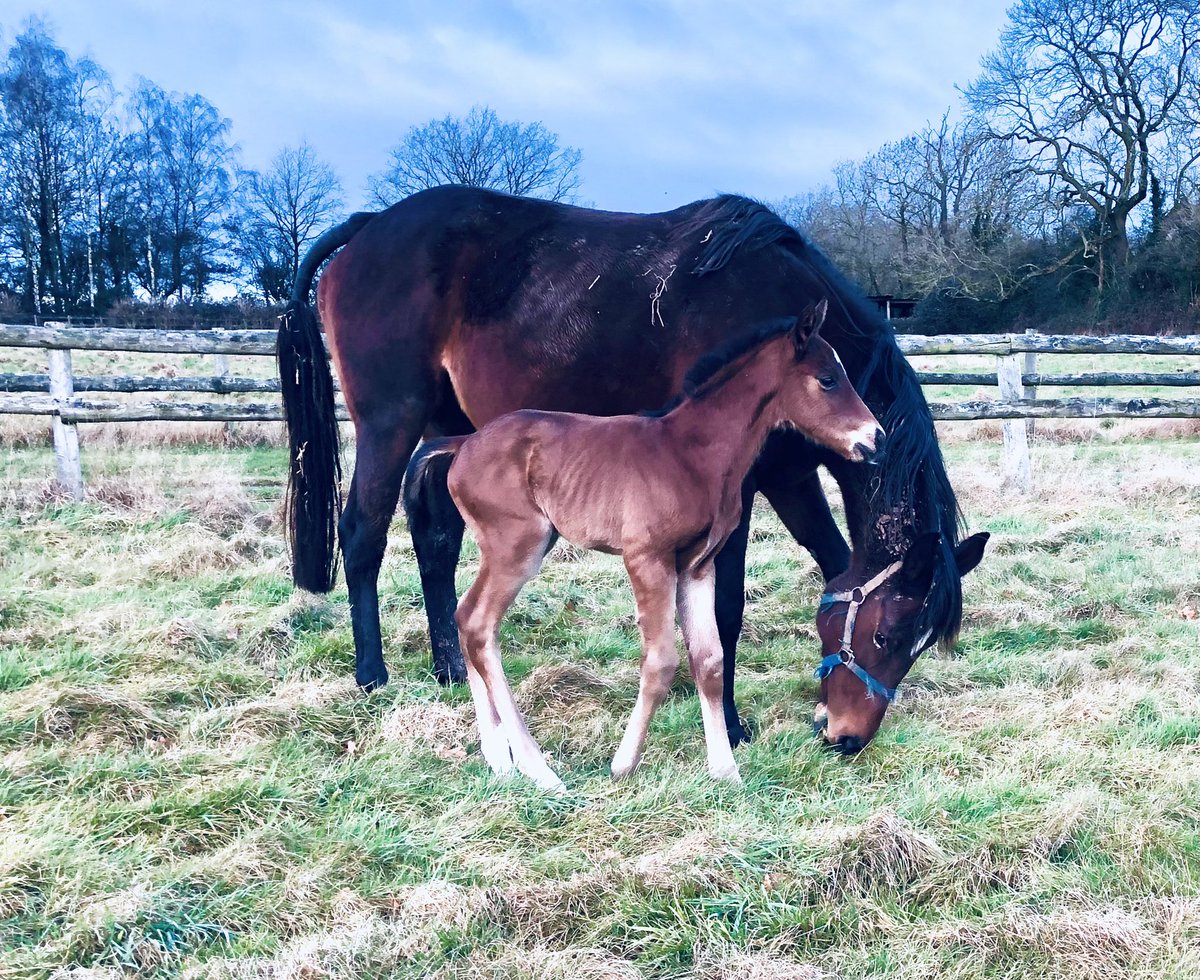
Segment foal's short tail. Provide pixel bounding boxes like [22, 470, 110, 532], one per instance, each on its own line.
[277, 211, 374, 593]
[403, 437, 468, 517]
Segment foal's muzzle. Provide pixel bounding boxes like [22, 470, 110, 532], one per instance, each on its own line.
[854, 428, 886, 466]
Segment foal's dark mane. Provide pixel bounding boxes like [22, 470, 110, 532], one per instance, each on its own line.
[641, 316, 798, 418]
[685, 195, 966, 648]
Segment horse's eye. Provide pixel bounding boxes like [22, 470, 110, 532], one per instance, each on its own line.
[873, 631, 887, 648]
[819, 375, 838, 391]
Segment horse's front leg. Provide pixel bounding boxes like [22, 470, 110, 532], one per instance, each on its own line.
[758, 466, 851, 582]
[713, 478, 756, 747]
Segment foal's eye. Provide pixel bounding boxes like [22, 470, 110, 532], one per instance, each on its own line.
[818, 375, 838, 391]
[873, 631, 887, 648]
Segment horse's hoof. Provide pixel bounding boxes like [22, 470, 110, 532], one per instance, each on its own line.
[433, 660, 468, 686]
[357, 669, 389, 693]
[726, 718, 754, 748]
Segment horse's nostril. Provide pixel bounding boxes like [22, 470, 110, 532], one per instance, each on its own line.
[835, 735, 866, 755]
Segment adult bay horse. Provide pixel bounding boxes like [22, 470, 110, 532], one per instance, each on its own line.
[277, 184, 973, 748]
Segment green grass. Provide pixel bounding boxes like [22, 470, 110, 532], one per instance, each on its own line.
[2, 430, 1200, 978]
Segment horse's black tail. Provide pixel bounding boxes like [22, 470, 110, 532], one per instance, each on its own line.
[277, 211, 374, 593]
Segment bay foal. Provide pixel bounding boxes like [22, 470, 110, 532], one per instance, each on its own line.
[409, 301, 881, 790]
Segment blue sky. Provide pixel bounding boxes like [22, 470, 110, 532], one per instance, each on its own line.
[8, 0, 1011, 213]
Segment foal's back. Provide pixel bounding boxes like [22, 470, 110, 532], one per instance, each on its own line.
[448, 408, 704, 557]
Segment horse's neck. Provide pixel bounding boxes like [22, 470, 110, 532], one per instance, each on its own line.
[665, 350, 781, 493]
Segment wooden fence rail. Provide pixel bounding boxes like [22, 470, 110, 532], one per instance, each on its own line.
[3, 322, 1199, 496]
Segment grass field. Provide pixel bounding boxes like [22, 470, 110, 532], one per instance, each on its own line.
[2, 420, 1200, 979]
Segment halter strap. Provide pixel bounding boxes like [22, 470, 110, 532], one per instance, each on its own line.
[815, 560, 904, 702]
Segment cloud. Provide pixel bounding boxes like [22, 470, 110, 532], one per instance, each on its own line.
[27, 0, 1010, 211]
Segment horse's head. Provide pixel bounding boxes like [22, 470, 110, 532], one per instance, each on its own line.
[812, 531, 989, 754]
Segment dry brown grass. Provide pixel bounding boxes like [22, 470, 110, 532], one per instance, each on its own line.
[919, 906, 1155, 980]
[818, 808, 944, 896]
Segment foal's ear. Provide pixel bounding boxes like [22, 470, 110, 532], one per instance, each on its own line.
[792, 297, 829, 357]
[953, 531, 990, 577]
[900, 531, 941, 592]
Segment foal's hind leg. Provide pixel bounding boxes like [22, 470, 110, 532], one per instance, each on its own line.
[611, 553, 679, 780]
[679, 562, 742, 783]
[456, 519, 565, 793]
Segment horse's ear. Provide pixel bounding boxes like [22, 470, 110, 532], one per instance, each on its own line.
[953, 532, 989, 577]
[792, 298, 828, 357]
[900, 531, 941, 592]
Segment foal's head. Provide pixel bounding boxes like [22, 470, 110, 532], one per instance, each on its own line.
[813, 531, 990, 754]
[776, 299, 884, 463]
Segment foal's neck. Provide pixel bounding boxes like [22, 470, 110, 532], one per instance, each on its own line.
[665, 342, 785, 489]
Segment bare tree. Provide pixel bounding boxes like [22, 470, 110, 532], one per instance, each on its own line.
[368, 105, 582, 207]
[128, 81, 237, 299]
[0, 21, 105, 312]
[966, 0, 1200, 290]
[236, 143, 343, 302]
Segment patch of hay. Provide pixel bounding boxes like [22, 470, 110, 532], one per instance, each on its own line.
[4, 681, 175, 747]
[466, 946, 644, 980]
[191, 883, 490, 980]
[378, 880, 489, 933]
[498, 837, 734, 949]
[921, 906, 1154, 980]
[378, 700, 473, 756]
[626, 831, 735, 892]
[514, 663, 631, 761]
[818, 808, 944, 895]
[147, 527, 244, 579]
[692, 945, 825, 980]
[181, 480, 271, 537]
[499, 871, 615, 946]
[517, 663, 621, 710]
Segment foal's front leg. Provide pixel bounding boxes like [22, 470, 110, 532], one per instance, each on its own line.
[678, 562, 742, 783]
[611, 553, 679, 780]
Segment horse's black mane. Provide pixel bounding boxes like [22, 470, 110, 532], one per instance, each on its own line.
[689, 196, 805, 276]
[682, 195, 967, 649]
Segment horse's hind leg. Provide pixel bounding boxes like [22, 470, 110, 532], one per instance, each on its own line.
[340, 418, 423, 690]
[611, 553, 679, 780]
[456, 519, 564, 793]
[679, 562, 742, 783]
[403, 451, 467, 684]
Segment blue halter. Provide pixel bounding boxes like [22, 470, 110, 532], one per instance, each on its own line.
[814, 561, 903, 703]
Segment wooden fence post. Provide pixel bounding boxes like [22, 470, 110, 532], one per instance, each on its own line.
[47, 344, 85, 500]
[213, 352, 235, 442]
[997, 348, 1031, 492]
[1024, 327, 1037, 439]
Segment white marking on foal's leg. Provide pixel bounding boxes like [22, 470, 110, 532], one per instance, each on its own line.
[612, 555, 679, 782]
[678, 569, 741, 784]
[466, 658, 514, 775]
[611, 642, 678, 780]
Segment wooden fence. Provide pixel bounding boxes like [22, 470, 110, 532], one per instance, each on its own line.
[3, 322, 1199, 498]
